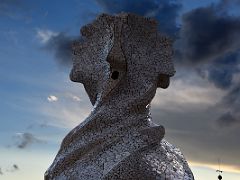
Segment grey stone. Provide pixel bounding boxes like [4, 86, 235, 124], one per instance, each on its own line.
[45, 13, 194, 180]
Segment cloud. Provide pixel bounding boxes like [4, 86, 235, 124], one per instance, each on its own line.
[43, 33, 76, 67]
[150, 70, 240, 172]
[47, 95, 58, 102]
[172, 0, 240, 141]
[40, 96, 90, 129]
[47, 94, 81, 102]
[219, 85, 240, 111]
[9, 74, 91, 130]
[175, 3, 240, 64]
[174, 0, 240, 91]
[95, 0, 182, 37]
[36, 29, 58, 44]
[153, 76, 223, 108]
[14, 132, 45, 149]
[215, 84, 240, 128]
[3, 164, 20, 174]
[0, 164, 19, 175]
[12, 164, 19, 171]
[216, 112, 238, 127]
[206, 52, 240, 89]
[71, 95, 81, 102]
[40, 91, 89, 129]
[7, 164, 19, 172]
[65, 93, 81, 102]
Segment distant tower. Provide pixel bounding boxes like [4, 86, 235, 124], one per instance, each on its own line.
[216, 159, 223, 180]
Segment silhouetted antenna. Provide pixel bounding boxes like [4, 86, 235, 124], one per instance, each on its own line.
[216, 158, 223, 180]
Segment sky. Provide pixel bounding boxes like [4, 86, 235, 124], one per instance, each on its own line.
[0, 0, 240, 179]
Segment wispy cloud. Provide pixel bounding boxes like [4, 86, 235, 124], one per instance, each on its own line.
[65, 93, 81, 102]
[12, 164, 19, 171]
[36, 29, 58, 44]
[40, 97, 90, 129]
[6, 164, 19, 172]
[152, 73, 225, 108]
[71, 95, 81, 102]
[43, 32, 77, 67]
[0, 164, 20, 175]
[217, 112, 238, 128]
[215, 83, 240, 128]
[14, 132, 45, 149]
[47, 95, 58, 102]
[18, 76, 91, 129]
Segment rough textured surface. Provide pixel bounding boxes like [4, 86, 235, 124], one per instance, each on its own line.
[45, 13, 194, 180]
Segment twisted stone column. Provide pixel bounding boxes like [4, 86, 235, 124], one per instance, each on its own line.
[45, 13, 194, 180]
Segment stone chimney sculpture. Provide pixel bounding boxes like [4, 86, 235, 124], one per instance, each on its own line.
[45, 13, 194, 180]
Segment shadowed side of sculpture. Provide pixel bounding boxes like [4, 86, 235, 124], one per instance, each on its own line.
[45, 13, 194, 180]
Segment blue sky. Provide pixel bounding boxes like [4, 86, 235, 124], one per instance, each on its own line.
[0, 0, 240, 179]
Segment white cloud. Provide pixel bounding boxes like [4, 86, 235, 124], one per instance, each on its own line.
[12, 74, 91, 129]
[65, 93, 81, 102]
[72, 95, 81, 102]
[42, 78, 91, 128]
[152, 73, 225, 109]
[40, 103, 90, 129]
[47, 95, 58, 102]
[36, 29, 58, 43]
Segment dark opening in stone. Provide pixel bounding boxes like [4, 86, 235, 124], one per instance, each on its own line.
[111, 71, 119, 80]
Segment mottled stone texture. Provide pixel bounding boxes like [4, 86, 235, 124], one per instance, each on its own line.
[45, 13, 194, 180]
